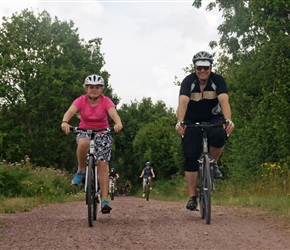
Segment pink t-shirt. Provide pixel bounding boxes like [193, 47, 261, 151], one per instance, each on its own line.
[72, 94, 115, 128]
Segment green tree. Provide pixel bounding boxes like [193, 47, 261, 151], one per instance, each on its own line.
[110, 98, 181, 187]
[0, 9, 119, 170]
[133, 115, 182, 179]
[192, 0, 290, 180]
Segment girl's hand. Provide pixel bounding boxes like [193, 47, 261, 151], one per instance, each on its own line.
[61, 122, 71, 135]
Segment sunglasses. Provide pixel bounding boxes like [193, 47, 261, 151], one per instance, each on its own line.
[196, 66, 210, 71]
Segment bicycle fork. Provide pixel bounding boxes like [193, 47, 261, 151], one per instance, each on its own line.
[198, 156, 215, 191]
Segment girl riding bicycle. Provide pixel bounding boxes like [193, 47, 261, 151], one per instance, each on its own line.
[61, 74, 123, 213]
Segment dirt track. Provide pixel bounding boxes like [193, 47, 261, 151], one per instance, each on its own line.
[0, 196, 289, 250]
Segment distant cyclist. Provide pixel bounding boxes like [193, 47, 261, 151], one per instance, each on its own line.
[108, 167, 119, 191]
[118, 184, 124, 196]
[139, 162, 155, 197]
[124, 180, 131, 195]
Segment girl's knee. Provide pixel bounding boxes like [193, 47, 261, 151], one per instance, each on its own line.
[98, 161, 108, 171]
[78, 139, 89, 148]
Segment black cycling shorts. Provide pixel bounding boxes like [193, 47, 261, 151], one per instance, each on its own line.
[182, 118, 227, 172]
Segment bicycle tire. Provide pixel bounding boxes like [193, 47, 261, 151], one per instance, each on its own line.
[93, 196, 97, 221]
[87, 155, 96, 227]
[110, 185, 115, 200]
[94, 189, 100, 221]
[145, 183, 150, 201]
[198, 186, 205, 219]
[204, 155, 211, 224]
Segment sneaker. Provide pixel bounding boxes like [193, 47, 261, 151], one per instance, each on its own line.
[150, 187, 152, 191]
[71, 169, 85, 185]
[101, 199, 112, 214]
[214, 164, 222, 179]
[186, 196, 197, 211]
[142, 193, 145, 198]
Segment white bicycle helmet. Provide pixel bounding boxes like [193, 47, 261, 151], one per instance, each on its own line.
[192, 51, 213, 64]
[84, 74, 104, 86]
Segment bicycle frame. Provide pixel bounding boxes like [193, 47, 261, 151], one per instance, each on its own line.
[197, 123, 215, 191]
[109, 178, 114, 189]
[142, 177, 149, 186]
[85, 131, 99, 195]
[142, 177, 150, 201]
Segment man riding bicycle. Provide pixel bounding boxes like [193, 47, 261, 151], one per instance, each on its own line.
[175, 51, 234, 211]
[139, 162, 155, 197]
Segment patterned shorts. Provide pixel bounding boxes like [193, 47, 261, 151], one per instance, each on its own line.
[76, 132, 112, 163]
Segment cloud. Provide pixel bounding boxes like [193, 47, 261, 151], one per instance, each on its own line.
[0, 1, 223, 110]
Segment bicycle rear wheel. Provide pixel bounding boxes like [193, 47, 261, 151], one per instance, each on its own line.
[203, 155, 211, 224]
[145, 183, 150, 201]
[87, 155, 96, 227]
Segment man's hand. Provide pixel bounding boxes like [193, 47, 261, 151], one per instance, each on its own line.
[175, 120, 186, 136]
[225, 118, 234, 136]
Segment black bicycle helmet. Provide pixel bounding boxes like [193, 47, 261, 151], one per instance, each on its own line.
[192, 51, 213, 64]
[145, 162, 151, 166]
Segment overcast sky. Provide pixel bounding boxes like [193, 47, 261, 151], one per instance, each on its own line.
[1, 0, 223, 110]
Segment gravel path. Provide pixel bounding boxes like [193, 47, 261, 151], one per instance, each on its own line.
[0, 196, 289, 250]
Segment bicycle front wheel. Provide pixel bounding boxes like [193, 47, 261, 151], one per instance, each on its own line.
[203, 155, 211, 224]
[110, 185, 115, 200]
[87, 155, 96, 227]
[198, 186, 205, 219]
[145, 183, 150, 201]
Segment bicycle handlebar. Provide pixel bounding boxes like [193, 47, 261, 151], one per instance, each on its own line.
[184, 119, 228, 129]
[184, 120, 229, 138]
[69, 127, 115, 135]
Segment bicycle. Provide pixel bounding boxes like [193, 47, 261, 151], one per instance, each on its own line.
[185, 120, 227, 225]
[124, 186, 130, 196]
[70, 126, 114, 227]
[141, 176, 152, 201]
[109, 177, 115, 200]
